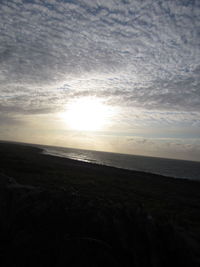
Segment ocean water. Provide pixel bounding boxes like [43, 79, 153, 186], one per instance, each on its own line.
[40, 145, 200, 181]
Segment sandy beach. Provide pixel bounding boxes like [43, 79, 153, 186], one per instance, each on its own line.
[0, 141, 200, 266]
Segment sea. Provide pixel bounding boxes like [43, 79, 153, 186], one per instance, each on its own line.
[39, 145, 200, 181]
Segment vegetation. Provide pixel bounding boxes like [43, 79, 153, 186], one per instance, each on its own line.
[0, 142, 200, 266]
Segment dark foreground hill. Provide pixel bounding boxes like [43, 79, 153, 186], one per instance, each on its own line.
[0, 142, 200, 266]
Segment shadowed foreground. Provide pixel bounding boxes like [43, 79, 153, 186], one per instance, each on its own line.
[0, 142, 200, 266]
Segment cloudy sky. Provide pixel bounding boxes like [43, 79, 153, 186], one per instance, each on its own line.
[0, 0, 200, 161]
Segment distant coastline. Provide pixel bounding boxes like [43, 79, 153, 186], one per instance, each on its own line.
[1, 141, 200, 266]
[40, 143, 200, 181]
[1, 139, 200, 181]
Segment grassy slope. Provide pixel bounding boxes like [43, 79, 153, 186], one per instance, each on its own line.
[1, 141, 200, 266]
[0, 141, 200, 232]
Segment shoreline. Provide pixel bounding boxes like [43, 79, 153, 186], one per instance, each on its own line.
[1, 141, 200, 210]
[1, 139, 200, 182]
[42, 149, 197, 183]
[38, 141, 200, 182]
[1, 141, 200, 266]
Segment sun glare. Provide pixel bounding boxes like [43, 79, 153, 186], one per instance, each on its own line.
[61, 98, 112, 131]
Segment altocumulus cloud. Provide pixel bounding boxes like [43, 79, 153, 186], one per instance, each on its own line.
[0, 0, 200, 137]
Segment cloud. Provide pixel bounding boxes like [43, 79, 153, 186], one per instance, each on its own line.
[0, 0, 200, 153]
[0, 113, 23, 126]
[123, 136, 200, 161]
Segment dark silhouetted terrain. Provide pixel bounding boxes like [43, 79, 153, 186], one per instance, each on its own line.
[0, 141, 200, 266]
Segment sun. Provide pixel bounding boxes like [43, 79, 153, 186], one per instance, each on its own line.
[61, 97, 112, 131]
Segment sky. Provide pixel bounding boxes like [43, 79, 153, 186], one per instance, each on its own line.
[0, 0, 200, 161]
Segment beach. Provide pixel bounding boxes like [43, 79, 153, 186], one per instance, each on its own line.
[0, 141, 200, 266]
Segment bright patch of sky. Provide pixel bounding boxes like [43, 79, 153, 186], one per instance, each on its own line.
[0, 0, 200, 160]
